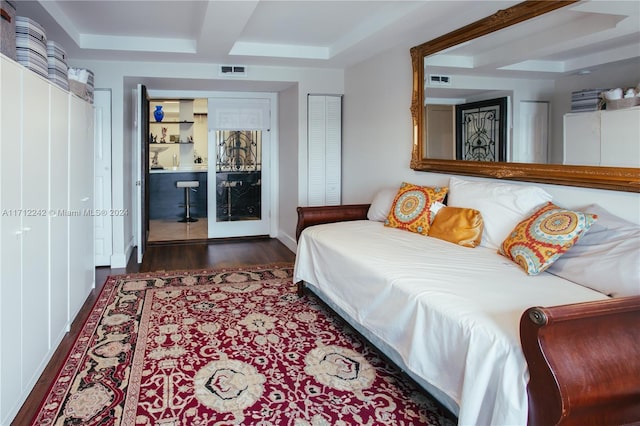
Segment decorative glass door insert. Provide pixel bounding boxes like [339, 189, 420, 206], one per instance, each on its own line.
[215, 130, 262, 222]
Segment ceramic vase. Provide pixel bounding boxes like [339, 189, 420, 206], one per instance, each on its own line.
[153, 105, 164, 122]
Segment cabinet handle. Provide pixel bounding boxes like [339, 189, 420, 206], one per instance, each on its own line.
[22, 227, 32, 232]
[81, 197, 90, 202]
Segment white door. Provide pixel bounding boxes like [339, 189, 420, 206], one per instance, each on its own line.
[516, 101, 548, 163]
[207, 97, 272, 238]
[93, 89, 112, 266]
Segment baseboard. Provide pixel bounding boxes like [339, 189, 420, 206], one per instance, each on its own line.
[110, 237, 135, 268]
[277, 231, 297, 254]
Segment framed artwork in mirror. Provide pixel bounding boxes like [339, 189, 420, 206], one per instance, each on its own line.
[456, 97, 507, 162]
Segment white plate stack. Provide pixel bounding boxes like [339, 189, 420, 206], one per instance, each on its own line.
[47, 40, 68, 90]
[15, 16, 48, 79]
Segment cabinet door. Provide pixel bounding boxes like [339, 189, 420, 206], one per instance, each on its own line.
[68, 96, 95, 321]
[0, 56, 24, 424]
[49, 85, 70, 344]
[20, 70, 51, 388]
[563, 112, 600, 165]
[600, 108, 640, 167]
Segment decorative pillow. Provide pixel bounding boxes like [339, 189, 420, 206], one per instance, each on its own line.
[447, 177, 552, 250]
[547, 204, 640, 297]
[429, 207, 484, 248]
[499, 202, 598, 275]
[384, 182, 448, 235]
[367, 188, 399, 222]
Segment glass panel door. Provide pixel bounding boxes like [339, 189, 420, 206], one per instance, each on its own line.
[207, 97, 271, 238]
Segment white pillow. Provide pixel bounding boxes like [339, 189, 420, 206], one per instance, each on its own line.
[447, 177, 552, 250]
[367, 188, 398, 222]
[547, 204, 640, 297]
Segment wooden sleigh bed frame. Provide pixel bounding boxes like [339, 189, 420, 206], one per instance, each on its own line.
[295, 204, 640, 426]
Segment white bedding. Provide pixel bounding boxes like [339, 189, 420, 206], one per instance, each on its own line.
[294, 220, 609, 426]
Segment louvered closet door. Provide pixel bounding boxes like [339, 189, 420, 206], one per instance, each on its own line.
[307, 95, 342, 206]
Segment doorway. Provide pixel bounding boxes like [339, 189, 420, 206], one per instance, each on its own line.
[147, 98, 209, 243]
[140, 93, 276, 245]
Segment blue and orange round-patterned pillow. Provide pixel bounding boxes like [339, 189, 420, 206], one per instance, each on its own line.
[499, 202, 598, 275]
[384, 182, 448, 235]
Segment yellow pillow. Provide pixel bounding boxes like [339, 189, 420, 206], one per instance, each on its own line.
[384, 182, 448, 235]
[499, 202, 598, 275]
[429, 207, 484, 248]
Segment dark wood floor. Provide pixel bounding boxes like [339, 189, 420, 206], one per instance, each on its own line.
[12, 237, 295, 425]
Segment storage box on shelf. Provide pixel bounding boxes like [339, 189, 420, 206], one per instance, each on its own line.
[46, 40, 68, 90]
[15, 15, 48, 79]
[606, 96, 640, 110]
[0, 0, 16, 59]
[571, 88, 607, 112]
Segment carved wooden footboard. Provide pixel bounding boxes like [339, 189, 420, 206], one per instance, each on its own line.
[521, 297, 640, 426]
[296, 204, 640, 425]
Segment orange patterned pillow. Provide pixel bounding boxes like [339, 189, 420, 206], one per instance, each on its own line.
[384, 182, 448, 235]
[499, 202, 598, 275]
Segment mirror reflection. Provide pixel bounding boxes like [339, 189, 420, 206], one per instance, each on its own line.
[422, 1, 639, 167]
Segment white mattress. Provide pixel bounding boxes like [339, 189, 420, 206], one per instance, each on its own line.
[294, 220, 608, 426]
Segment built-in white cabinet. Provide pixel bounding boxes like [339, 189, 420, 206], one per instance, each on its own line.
[563, 107, 640, 167]
[68, 95, 95, 321]
[307, 94, 342, 206]
[0, 54, 95, 424]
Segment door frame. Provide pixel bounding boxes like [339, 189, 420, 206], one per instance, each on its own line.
[137, 90, 278, 242]
[135, 84, 150, 262]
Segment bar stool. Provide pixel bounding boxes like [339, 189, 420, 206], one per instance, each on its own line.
[176, 180, 199, 222]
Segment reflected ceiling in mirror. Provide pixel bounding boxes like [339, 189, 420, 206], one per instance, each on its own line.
[410, 0, 640, 192]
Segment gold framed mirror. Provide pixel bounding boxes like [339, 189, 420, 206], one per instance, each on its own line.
[410, 0, 639, 192]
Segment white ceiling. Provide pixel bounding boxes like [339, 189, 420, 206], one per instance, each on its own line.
[11, 0, 518, 68]
[12, 1, 639, 85]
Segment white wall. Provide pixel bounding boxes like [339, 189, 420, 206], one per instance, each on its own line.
[70, 58, 343, 266]
[278, 85, 299, 250]
[70, 50, 638, 265]
[343, 47, 640, 225]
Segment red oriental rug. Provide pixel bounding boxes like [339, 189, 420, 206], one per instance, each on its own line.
[31, 264, 454, 425]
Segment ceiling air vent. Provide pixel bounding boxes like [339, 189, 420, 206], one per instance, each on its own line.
[429, 74, 451, 86]
[219, 65, 247, 77]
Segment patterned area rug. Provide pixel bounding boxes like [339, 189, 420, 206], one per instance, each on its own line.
[32, 264, 454, 425]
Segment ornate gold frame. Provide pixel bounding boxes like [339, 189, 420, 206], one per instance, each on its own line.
[410, 0, 640, 192]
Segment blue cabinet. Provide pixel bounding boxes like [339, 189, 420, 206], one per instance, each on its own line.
[149, 172, 208, 220]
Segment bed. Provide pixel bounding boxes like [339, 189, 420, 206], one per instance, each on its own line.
[293, 179, 640, 426]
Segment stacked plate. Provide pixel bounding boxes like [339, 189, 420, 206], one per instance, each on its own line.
[15, 16, 48, 79]
[47, 41, 68, 90]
